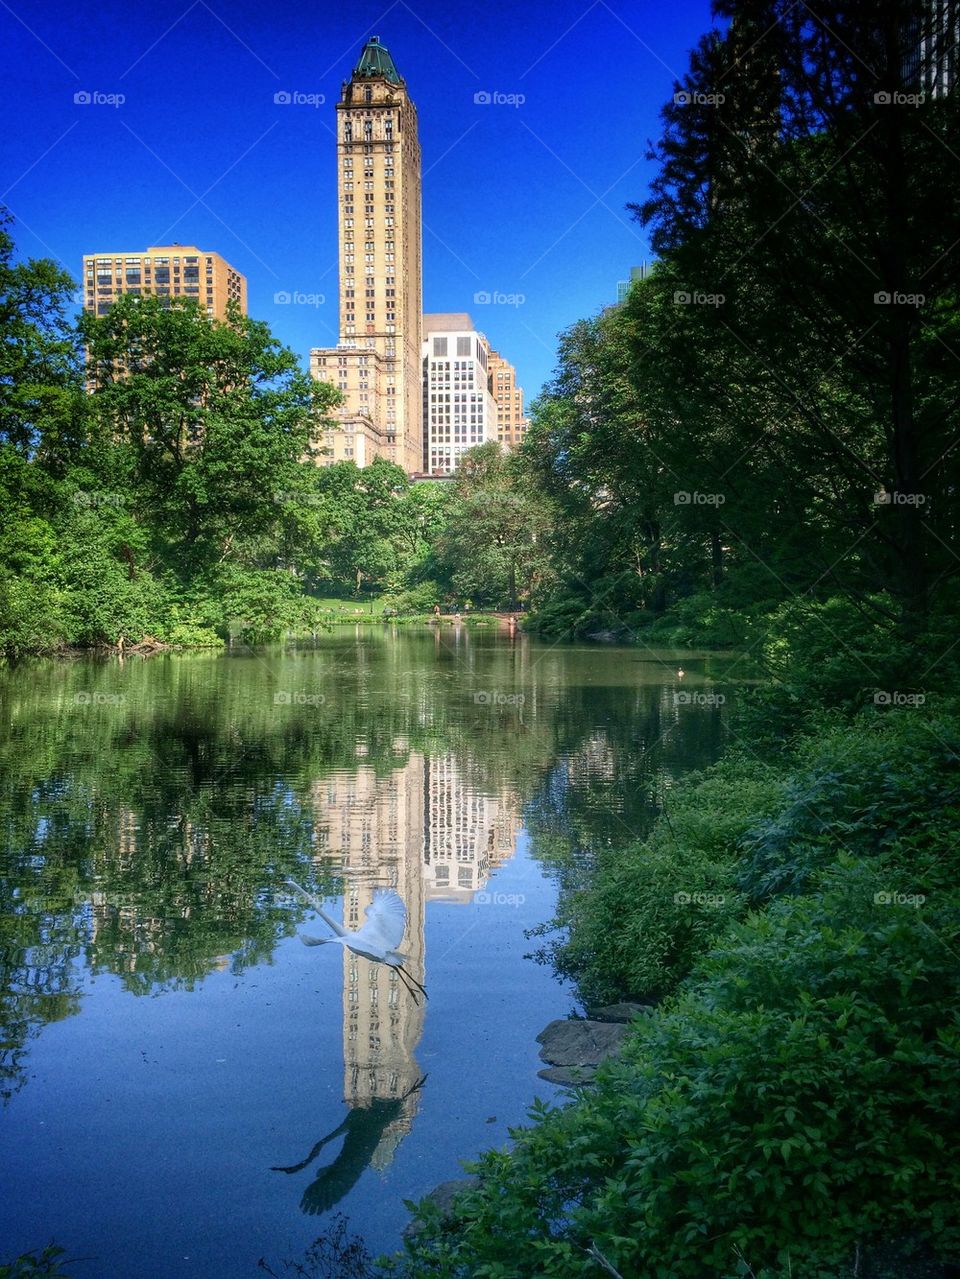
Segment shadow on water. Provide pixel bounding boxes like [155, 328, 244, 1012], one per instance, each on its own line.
[272, 1076, 428, 1216]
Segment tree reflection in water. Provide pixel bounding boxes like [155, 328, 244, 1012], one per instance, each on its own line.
[0, 632, 734, 1104]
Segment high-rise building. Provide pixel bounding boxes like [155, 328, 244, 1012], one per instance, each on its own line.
[615, 263, 648, 306]
[310, 37, 423, 472]
[904, 0, 959, 97]
[81, 245, 246, 318]
[421, 313, 497, 474]
[487, 349, 529, 451]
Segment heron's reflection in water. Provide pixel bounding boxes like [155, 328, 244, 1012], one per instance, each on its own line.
[273, 753, 520, 1216]
[271, 1075, 428, 1215]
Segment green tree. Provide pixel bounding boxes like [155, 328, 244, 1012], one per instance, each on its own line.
[433, 443, 554, 609]
[79, 294, 339, 578]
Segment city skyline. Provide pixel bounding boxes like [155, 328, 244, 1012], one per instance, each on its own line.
[1, 0, 714, 404]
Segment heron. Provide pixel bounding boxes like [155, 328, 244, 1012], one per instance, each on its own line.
[287, 878, 428, 1003]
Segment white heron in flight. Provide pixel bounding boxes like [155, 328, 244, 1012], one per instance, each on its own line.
[287, 879, 428, 1003]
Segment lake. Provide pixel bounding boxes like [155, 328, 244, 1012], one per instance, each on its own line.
[0, 626, 738, 1277]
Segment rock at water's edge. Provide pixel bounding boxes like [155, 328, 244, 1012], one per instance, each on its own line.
[402, 1177, 480, 1238]
[536, 1018, 630, 1067]
[587, 1001, 654, 1023]
[537, 1064, 598, 1087]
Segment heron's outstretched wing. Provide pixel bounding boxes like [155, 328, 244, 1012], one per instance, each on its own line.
[299, 933, 335, 947]
[356, 889, 407, 950]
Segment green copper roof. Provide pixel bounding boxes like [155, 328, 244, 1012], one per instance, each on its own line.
[353, 36, 401, 84]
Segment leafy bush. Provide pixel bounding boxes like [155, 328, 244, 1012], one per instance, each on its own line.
[549, 755, 784, 1003]
[0, 578, 68, 658]
[391, 868, 960, 1279]
[382, 581, 443, 615]
[739, 708, 960, 903]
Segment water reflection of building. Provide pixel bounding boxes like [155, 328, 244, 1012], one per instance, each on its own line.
[308, 751, 519, 1166]
[423, 754, 518, 903]
[310, 757, 426, 1169]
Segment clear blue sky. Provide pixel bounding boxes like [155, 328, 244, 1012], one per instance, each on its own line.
[1, 0, 712, 401]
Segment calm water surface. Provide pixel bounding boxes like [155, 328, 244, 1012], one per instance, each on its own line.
[0, 627, 739, 1277]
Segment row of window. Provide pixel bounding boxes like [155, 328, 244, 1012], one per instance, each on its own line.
[430, 337, 477, 358]
[341, 141, 396, 156]
[343, 118, 395, 143]
[91, 255, 208, 266]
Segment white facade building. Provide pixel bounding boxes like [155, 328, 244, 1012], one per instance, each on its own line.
[421, 312, 497, 475]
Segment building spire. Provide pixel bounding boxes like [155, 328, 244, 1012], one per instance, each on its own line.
[353, 35, 402, 85]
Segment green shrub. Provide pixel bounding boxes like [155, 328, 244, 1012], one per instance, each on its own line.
[382, 581, 443, 615]
[550, 755, 784, 1003]
[0, 578, 68, 658]
[392, 869, 960, 1279]
[739, 708, 960, 903]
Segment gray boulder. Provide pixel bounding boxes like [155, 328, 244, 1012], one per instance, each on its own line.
[587, 1001, 654, 1023]
[403, 1177, 480, 1237]
[536, 1018, 630, 1067]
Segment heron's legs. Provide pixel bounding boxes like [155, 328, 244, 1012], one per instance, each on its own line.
[393, 964, 422, 1005]
[397, 964, 428, 1001]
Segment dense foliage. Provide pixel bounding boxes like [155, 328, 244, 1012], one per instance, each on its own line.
[521, 0, 960, 644]
[387, 696, 960, 1279]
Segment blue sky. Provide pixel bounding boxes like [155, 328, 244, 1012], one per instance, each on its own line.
[2, 0, 713, 400]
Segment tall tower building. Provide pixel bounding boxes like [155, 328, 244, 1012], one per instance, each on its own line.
[310, 37, 423, 472]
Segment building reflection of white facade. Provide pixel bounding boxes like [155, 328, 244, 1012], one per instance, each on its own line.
[423, 754, 517, 903]
[309, 750, 518, 1169]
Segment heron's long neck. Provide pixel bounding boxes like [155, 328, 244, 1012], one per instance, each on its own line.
[288, 879, 348, 938]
